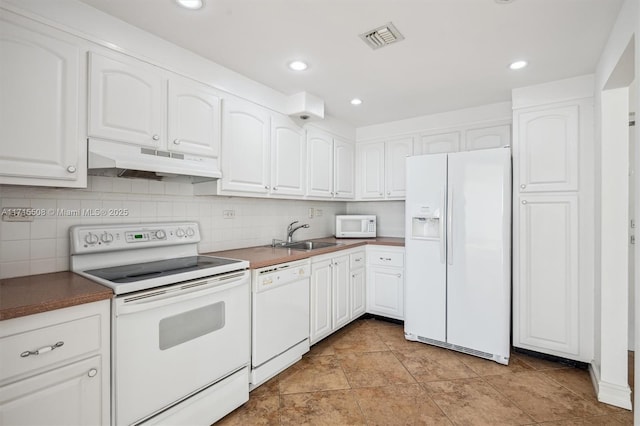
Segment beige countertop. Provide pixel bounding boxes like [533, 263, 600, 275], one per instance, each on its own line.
[0, 272, 113, 321]
[205, 237, 404, 269]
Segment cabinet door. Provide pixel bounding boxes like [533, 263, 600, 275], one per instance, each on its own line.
[464, 124, 510, 151]
[516, 106, 579, 192]
[306, 130, 333, 198]
[332, 255, 350, 331]
[350, 268, 366, 320]
[415, 132, 460, 155]
[0, 17, 84, 186]
[167, 77, 220, 158]
[89, 52, 164, 147]
[367, 267, 404, 320]
[271, 115, 305, 196]
[385, 137, 413, 199]
[333, 138, 355, 199]
[220, 97, 270, 193]
[514, 194, 579, 357]
[0, 356, 103, 426]
[357, 142, 385, 200]
[310, 259, 333, 344]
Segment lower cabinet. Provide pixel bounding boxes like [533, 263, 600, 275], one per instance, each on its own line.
[0, 300, 110, 425]
[366, 246, 405, 320]
[310, 248, 365, 344]
[350, 251, 366, 319]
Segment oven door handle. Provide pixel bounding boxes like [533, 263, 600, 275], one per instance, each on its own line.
[116, 275, 248, 316]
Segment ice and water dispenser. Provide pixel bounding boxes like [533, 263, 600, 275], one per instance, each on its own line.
[410, 206, 441, 240]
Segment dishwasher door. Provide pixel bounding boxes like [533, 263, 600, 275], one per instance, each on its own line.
[252, 261, 310, 368]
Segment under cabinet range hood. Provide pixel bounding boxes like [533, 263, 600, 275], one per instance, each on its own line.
[88, 139, 221, 181]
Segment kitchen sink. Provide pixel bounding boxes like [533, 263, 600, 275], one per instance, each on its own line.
[279, 241, 340, 250]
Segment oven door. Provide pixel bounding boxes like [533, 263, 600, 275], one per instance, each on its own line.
[112, 270, 250, 426]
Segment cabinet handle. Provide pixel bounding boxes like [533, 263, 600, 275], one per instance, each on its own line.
[88, 368, 98, 378]
[66, 166, 76, 173]
[264, 185, 270, 190]
[380, 257, 391, 261]
[273, 187, 278, 191]
[379, 192, 383, 196]
[396, 273, 402, 278]
[152, 134, 160, 141]
[520, 184, 526, 189]
[521, 200, 527, 205]
[173, 139, 181, 145]
[20, 341, 64, 357]
[355, 258, 361, 262]
[352, 274, 356, 278]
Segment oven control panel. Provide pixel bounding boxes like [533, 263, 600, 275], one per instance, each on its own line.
[70, 222, 201, 254]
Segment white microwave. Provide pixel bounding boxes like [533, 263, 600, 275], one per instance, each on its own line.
[335, 215, 377, 238]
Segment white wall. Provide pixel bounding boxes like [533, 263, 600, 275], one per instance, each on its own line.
[346, 201, 405, 237]
[0, 178, 345, 279]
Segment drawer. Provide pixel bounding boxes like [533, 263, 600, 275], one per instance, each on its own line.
[368, 250, 404, 268]
[350, 251, 365, 269]
[0, 313, 102, 383]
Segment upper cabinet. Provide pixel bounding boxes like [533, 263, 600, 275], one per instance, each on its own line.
[89, 52, 221, 158]
[270, 115, 306, 197]
[306, 128, 355, 200]
[0, 13, 86, 187]
[415, 131, 460, 155]
[356, 136, 413, 200]
[463, 124, 510, 151]
[515, 106, 579, 192]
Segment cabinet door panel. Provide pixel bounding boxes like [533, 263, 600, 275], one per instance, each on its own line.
[415, 132, 460, 155]
[332, 256, 350, 330]
[357, 142, 385, 199]
[350, 269, 366, 319]
[310, 260, 333, 344]
[306, 130, 333, 198]
[271, 116, 305, 196]
[385, 137, 413, 199]
[0, 356, 102, 426]
[517, 106, 578, 192]
[0, 18, 83, 184]
[333, 139, 355, 199]
[89, 53, 163, 147]
[220, 98, 270, 193]
[367, 267, 404, 320]
[167, 78, 220, 157]
[515, 194, 579, 356]
[464, 124, 510, 151]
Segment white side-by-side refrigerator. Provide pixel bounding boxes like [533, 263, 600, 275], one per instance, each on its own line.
[404, 147, 511, 364]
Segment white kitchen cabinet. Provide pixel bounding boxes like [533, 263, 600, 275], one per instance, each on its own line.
[331, 255, 350, 331]
[219, 96, 271, 194]
[385, 137, 413, 198]
[0, 12, 86, 187]
[515, 105, 579, 193]
[0, 300, 110, 425]
[366, 246, 405, 320]
[271, 115, 306, 196]
[463, 124, 510, 151]
[89, 52, 164, 148]
[514, 194, 580, 357]
[415, 131, 460, 155]
[310, 258, 333, 344]
[350, 250, 366, 319]
[306, 128, 355, 200]
[356, 136, 413, 200]
[167, 77, 221, 158]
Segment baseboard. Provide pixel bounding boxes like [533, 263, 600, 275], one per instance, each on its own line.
[589, 362, 632, 410]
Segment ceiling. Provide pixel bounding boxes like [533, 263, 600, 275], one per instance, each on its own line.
[79, 0, 624, 127]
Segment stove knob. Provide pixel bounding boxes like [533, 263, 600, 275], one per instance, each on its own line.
[186, 227, 195, 237]
[155, 230, 166, 239]
[100, 232, 114, 243]
[176, 228, 186, 238]
[84, 232, 99, 245]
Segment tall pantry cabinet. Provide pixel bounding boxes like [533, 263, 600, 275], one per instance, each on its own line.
[512, 75, 595, 362]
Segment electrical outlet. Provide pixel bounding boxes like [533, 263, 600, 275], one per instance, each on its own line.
[1, 207, 35, 222]
[308, 208, 314, 218]
[315, 208, 323, 217]
[223, 209, 235, 219]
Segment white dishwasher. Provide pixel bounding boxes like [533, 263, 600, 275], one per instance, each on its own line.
[251, 259, 311, 388]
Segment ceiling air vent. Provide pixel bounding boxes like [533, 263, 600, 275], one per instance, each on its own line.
[360, 22, 404, 50]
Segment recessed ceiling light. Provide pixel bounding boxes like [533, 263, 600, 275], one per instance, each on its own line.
[350, 98, 363, 106]
[176, 0, 203, 10]
[509, 60, 528, 70]
[288, 61, 308, 71]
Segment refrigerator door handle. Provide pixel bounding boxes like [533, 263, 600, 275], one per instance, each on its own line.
[440, 187, 446, 264]
[447, 184, 453, 265]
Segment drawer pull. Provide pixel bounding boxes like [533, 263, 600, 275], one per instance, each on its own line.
[380, 257, 392, 261]
[20, 341, 64, 358]
[88, 368, 98, 378]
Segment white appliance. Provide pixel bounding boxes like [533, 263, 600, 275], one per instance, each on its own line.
[70, 222, 250, 425]
[335, 215, 376, 238]
[251, 259, 310, 388]
[404, 148, 511, 365]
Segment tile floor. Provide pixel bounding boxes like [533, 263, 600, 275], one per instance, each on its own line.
[217, 318, 634, 425]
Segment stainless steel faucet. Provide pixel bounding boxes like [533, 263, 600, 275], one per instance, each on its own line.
[287, 221, 310, 243]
